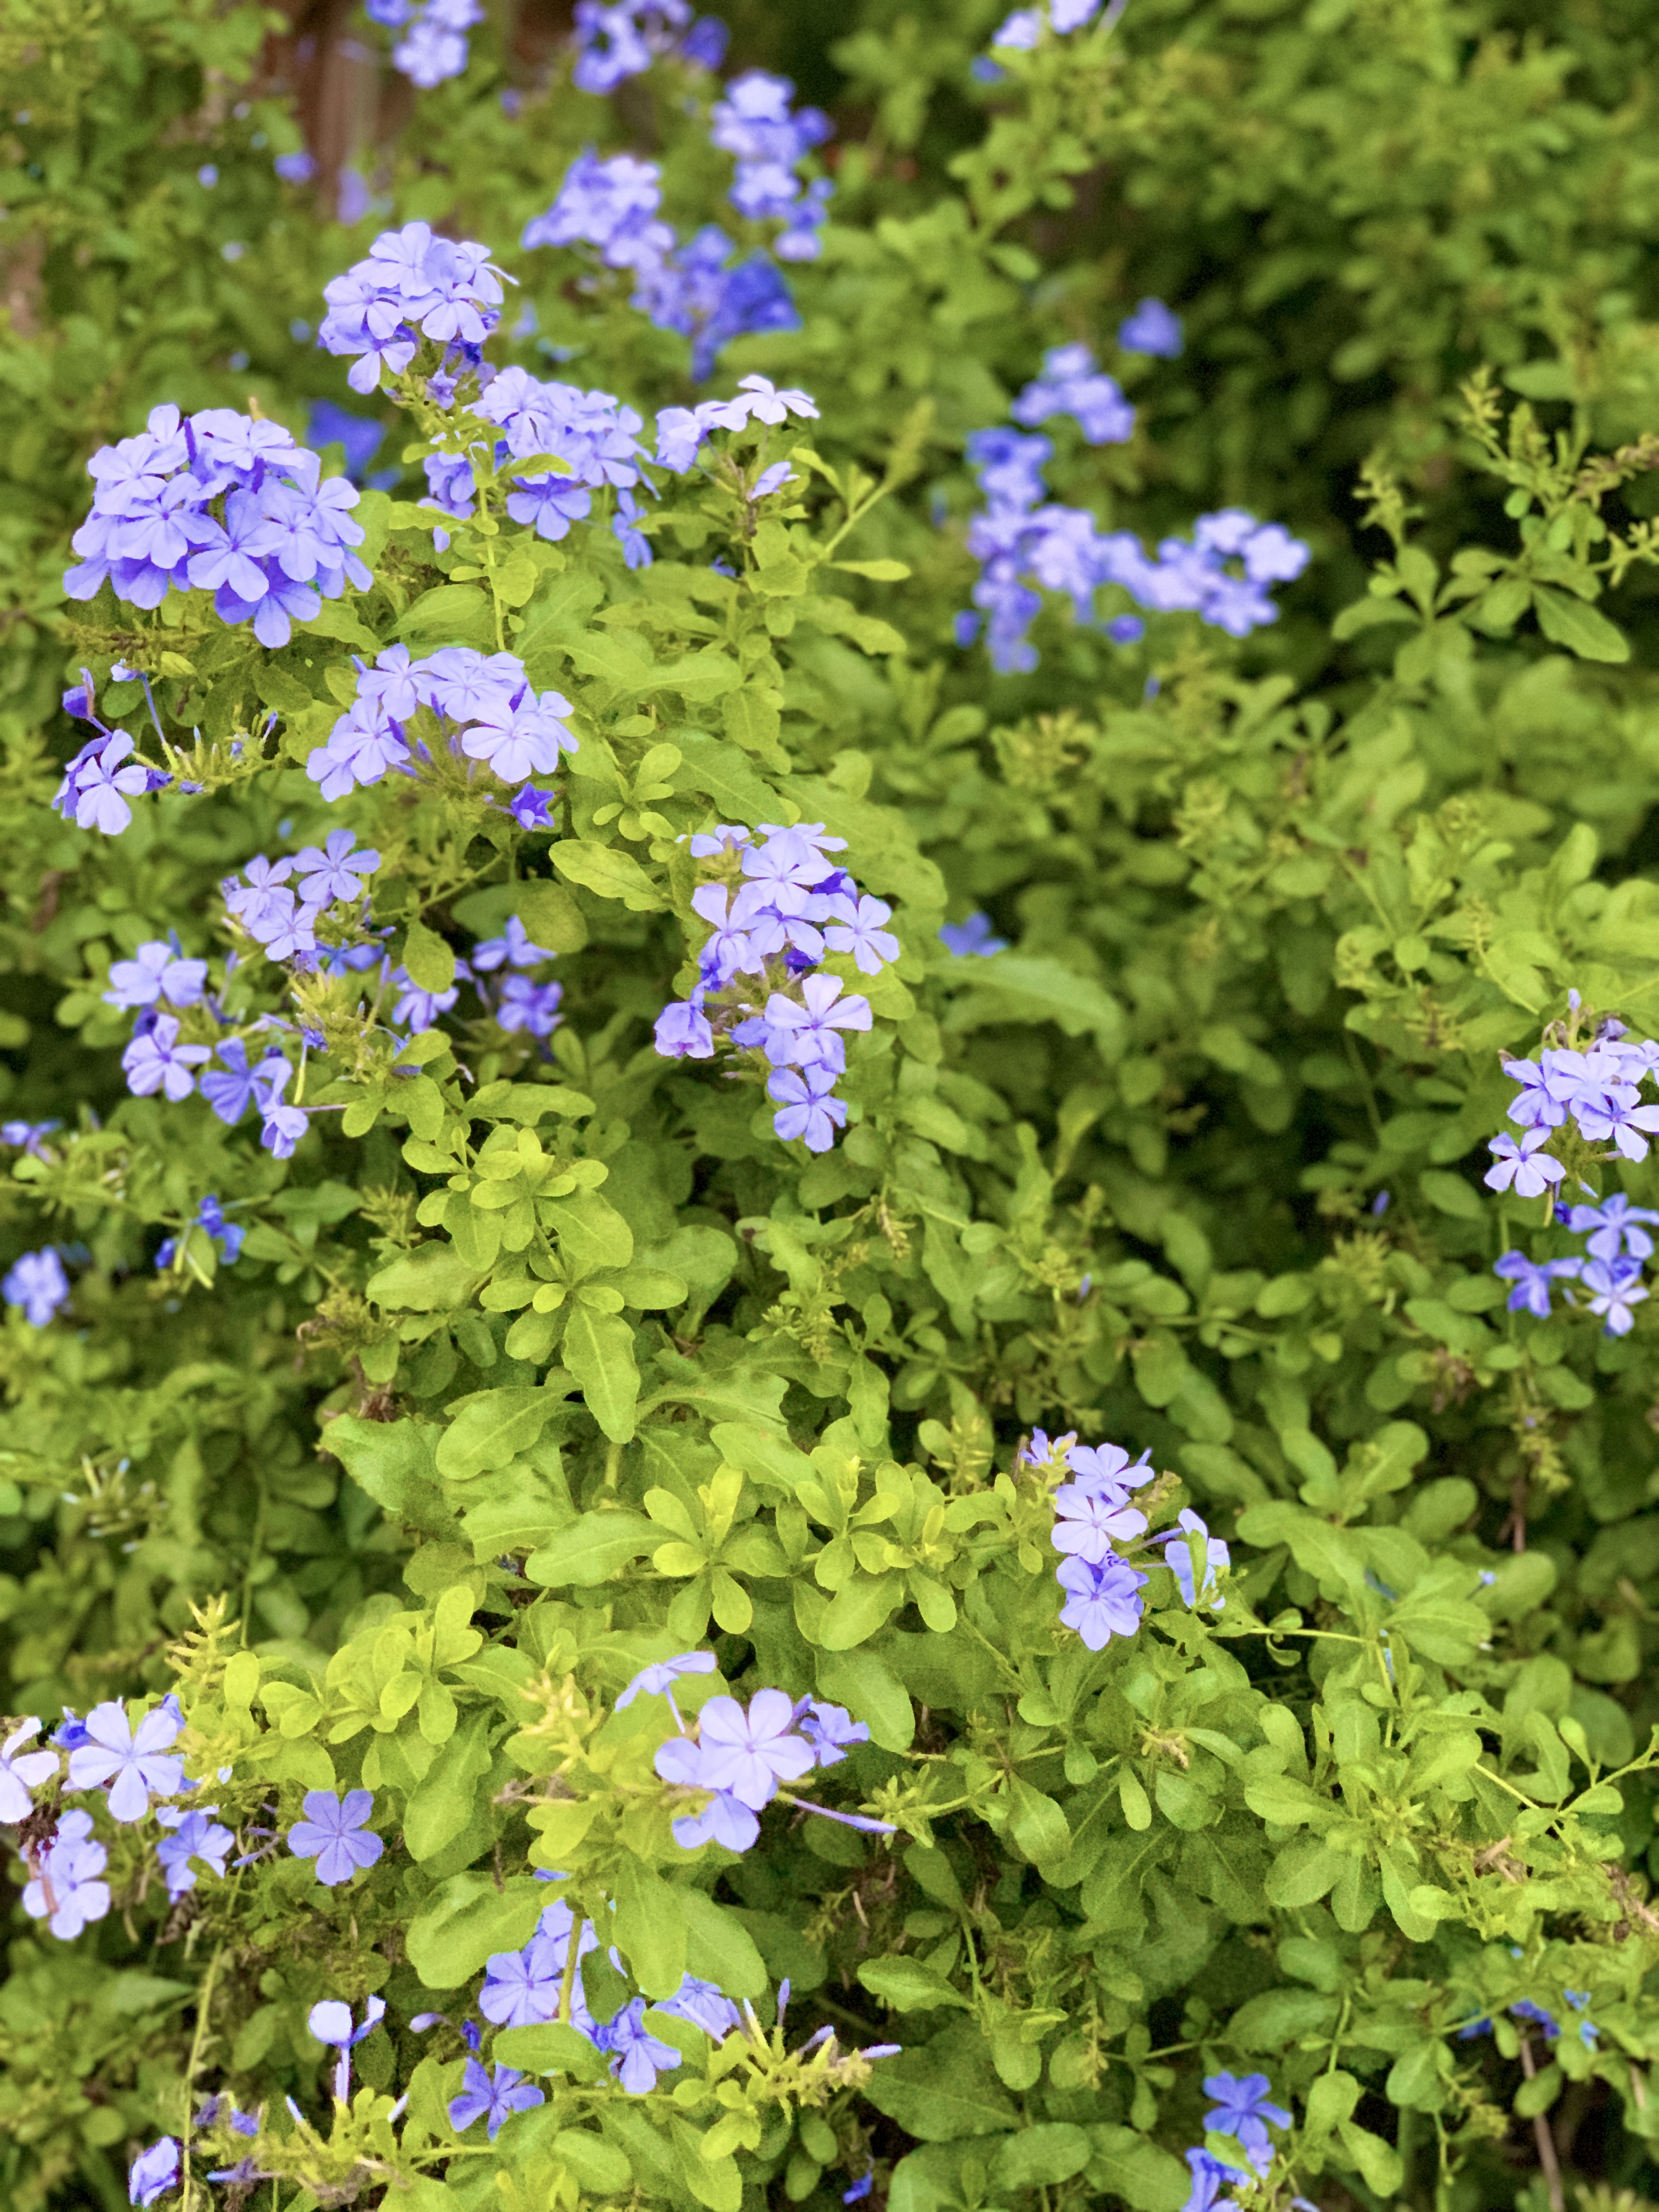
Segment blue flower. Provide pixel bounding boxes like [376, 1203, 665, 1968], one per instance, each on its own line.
[449, 2056, 545, 2139]
[939, 912, 1008, 957]
[1492, 1250, 1582, 1318]
[1581, 1255, 1649, 1336]
[156, 1808, 234, 1899]
[287, 1789, 384, 1885]
[1565, 1191, 1659, 1262]
[104, 940, 208, 1011]
[1203, 2070, 1289, 2171]
[1485, 1129, 1566, 1198]
[1162, 1510, 1231, 1607]
[1056, 1554, 1147, 1650]
[66, 1697, 185, 1822]
[657, 1974, 742, 2038]
[1118, 297, 1183, 358]
[128, 2137, 180, 2208]
[617, 1650, 718, 1727]
[22, 1808, 111, 1938]
[309, 1995, 387, 2100]
[843, 2177, 874, 2204]
[496, 977, 565, 1037]
[1180, 2148, 1236, 2212]
[473, 915, 556, 973]
[1011, 343, 1135, 445]
[3, 1248, 71, 1328]
[797, 1701, 869, 1767]
[596, 1997, 684, 2094]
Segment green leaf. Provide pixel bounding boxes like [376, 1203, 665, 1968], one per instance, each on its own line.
[681, 1889, 768, 1997]
[563, 1304, 641, 1442]
[1085, 2127, 1192, 2212]
[365, 1243, 483, 1312]
[1532, 584, 1630, 662]
[552, 2130, 633, 2192]
[404, 1713, 493, 1862]
[612, 1860, 687, 1997]
[857, 1956, 970, 2011]
[1304, 2068, 1361, 2137]
[433, 1387, 563, 1482]
[402, 918, 455, 994]
[1007, 1777, 1071, 1871]
[406, 1873, 543, 1989]
[815, 1648, 915, 1751]
[541, 1189, 635, 1276]
[493, 2023, 610, 2080]
[524, 1511, 657, 1587]
[861, 2027, 1018, 2141]
[1228, 1988, 1337, 2050]
[1338, 2118, 1404, 2197]
[325, 1417, 454, 1538]
[817, 1571, 904, 1650]
[398, 583, 496, 649]
[990, 2126, 1092, 2191]
[550, 838, 668, 912]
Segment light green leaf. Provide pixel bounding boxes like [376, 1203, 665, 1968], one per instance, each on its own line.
[407, 1873, 543, 1988]
[856, 1957, 970, 2011]
[404, 1713, 493, 1862]
[681, 1889, 768, 1997]
[524, 1511, 657, 1587]
[550, 839, 668, 911]
[1532, 584, 1630, 662]
[365, 1243, 483, 1312]
[563, 1304, 641, 1442]
[434, 1387, 562, 1482]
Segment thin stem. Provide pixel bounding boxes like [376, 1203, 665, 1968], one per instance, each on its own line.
[1516, 2034, 1565, 2212]
[558, 1920, 585, 2025]
[179, 1943, 228, 2208]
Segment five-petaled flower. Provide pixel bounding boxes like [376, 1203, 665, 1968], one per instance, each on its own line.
[66, 1697, 186, 1822]
[287, 1788, 384, 1884]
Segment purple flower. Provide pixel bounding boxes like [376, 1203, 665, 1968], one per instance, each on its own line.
[496, 977, 565, 1037]
[1493, 1250, 1582, 1318]
[309, 1995, 388, 2100]
[122, 1014, 211, 1103]
[449, 2057, 545, 2140]
[1581, 1255, 1649, 1337]
[509, 786, 556, 830]
[658, 1974, 742, 2038]
[688, 1689, 815, 1810]
[1203, 2070, 1288, 2170]
[199, 1040, 290, 1127]
[1181, 2148, 1236, 2212]
[939, 912, 1008, 957]
[481, 1903, 599, 2028]
[654, 1000, 716, 1059]
[1118, 298, 1183, 358]
[472, 915, 555, 972]
[22, 1808, 111, 1938]
[617, 1650, 718, 1728]
[1, 1120, 61, 1157]
[1512, 1997, 1559, 2040]
[768, 1063, 847, 1152]
[821, 893, 900, 975]
[844, 2179, 873, 2205]
[669, 1787, 760, 1853]
[1566, 1192, 1659, 1261]
[1067, 1441, 1154, 1498]
[66, 1697, 185, 1822]
[1483, 1129, 1565, 1198]
[294, 828, 381, 907]
[1051, 1483, 1148, 1562]
[1056, 1554, 1147, 1650]
[0, 1720, 57, 1822]
[256, 1062, 311, 1161]
[128, 2138, 180, 2208]
[155, 1807, 234, 1899]
[1011, 343, 1136, 445]
[104, 941, 208, 1011]
[3, 1249, 71, 1328]
[597, 1997, 685, 2093]
[1163, 1510, 1230, 1608]
[797, 1700, 868, 1767]
[287, 1789, 383, 1884]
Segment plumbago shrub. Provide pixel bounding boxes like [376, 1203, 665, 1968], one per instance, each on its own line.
[19, 18, 1659, 2212]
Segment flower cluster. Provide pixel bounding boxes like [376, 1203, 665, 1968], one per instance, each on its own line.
[4, 1699, 194, 1940]
[642, 1658, 889, 1850]
[422, 363, 653, 566]
[1023, 1431, 1229, 1648]
[522, 150, 802, 380]
[956, 392, 1310, 673]
[1119, 296, 1183, 358]
[571, 0, 727, 94]
[989, 0, 1108, 53]
[366, 0, 482, 86]
[710, 71, 834, 261]
[155, 1194, 246, 1272]
[3, 1247, 71, 1327]
[651, 822, 899, 1154]
[1182, 2072, 1292, 2210]
[62, 403, 368, 649]
[1485, 1010, 1659, 1334]
[319, 221, 507, 397]
[305, 645, 577, 805]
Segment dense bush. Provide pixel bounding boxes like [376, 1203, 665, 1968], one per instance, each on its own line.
[7, 5, 1659, 2211]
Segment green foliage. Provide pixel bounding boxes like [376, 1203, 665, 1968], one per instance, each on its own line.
[8, 4, 1659, 2211]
